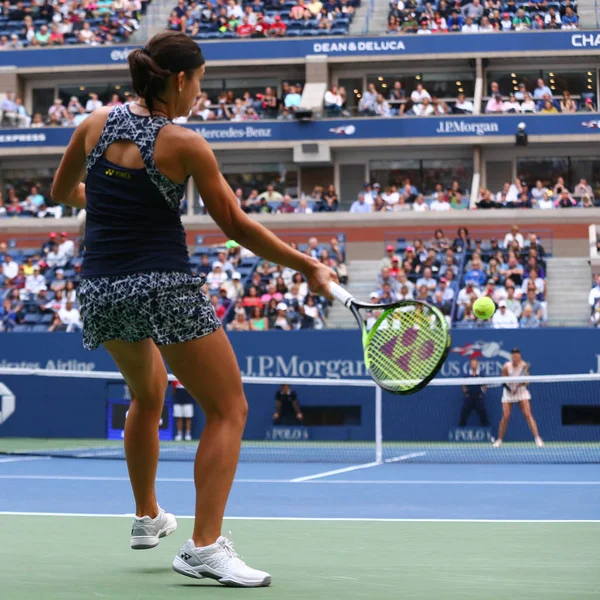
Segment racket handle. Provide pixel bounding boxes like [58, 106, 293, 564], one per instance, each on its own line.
[329, 281, 354, 306]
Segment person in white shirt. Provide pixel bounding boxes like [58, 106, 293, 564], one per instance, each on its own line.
[589, 275, 600, 308]
[413, 97, 434, 116]
[25, 266, 46, 295]
[492, 301, 519, 329]
[58, 300, 83, 332]
[520, 92, 536, 113]
[461, 16, 479, 31]
[454, 93, 474, 113]
[537, 192, 555, 210]
[85, 93, 103, 113]
[521, 268, 545, 298]
[295, 199, 313, 214]
[457, 281, 480, 320]
[226, 0, 244, 18]
[410, 83, 431, 105]
[323, 85, 343, 116]
[530, 180, 548, 203]
[57, 232, 75, 262]
[416, 267, 437, 293]
[503, 95, 522, 113]
[206, 263, 228, 291]
[350, 193, 372, 213]
[416, 20, 432, 34]
[381, 186, 400, 207]
[374, 94, 391, 117]
[412, 194, 429, 212]
[1, 255, 19, 281]
[503, 225, 524, 249]
[430, 196, 451, 211]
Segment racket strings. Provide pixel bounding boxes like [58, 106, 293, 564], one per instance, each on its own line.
[365, 305, 448, 393]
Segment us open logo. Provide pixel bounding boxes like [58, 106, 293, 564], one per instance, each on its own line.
[0, 383, 15, 425]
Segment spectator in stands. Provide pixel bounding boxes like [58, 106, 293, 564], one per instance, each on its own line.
[541, 100, 558, 114]
[556, 189, 577, 207]
[522, 285, 543, 321]
[574, 178, 594, 199]
[416, 266, 437, 294]
[461, 16, 479, 31]
[457, 280, 480, 320]
[25, 266, 46, 295]
[359, 83, 378, 116]
[227, 309, 250, 331]
[505, 281, 522, 318]
[284, 84, 302, 112]
[589, 275, 600, 312]
[464, 256, 487, 287]
[258, 184, 283, 203]
[0, 299, 19, 331]
[538, 191, 555, 210]
[319, 185, 339, 212]
[562, 6, 579, 28]
[485, 91, 505, 114]
[581, 98, 596, 112]
[276, 195, 295, 214]
[533, 78, 552, 100]
[504, 225, 524, 249]
[350, 192, 370, 213]
[522, 267, 545, 299]
[57, 300, 83, 332]
[447, 9, 463, 31]
[1, 254, 18, 283]
[324, 85, 343, 117]
[521, 92, 537, 113]
[206, 262, 228, 291]
[492, 300, 518, 328]
[454, 93, 474, 114]
[519, 305, 540, 328]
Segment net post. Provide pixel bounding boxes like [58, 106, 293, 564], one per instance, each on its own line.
[375, 384, 383, 464]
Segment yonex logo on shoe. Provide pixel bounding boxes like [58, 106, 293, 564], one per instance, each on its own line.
[182, 553, 192, 560]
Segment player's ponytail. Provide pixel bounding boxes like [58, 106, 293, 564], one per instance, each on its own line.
[128, 32, 205, 114]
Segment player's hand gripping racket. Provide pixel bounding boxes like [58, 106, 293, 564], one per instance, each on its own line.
[329, 282, 451, 394]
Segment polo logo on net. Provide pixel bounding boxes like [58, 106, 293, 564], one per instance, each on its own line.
[0, 383, 15, 426]
[110, 48, 134, 61]
[571, 34, 600, 47]
[435, 121, 499, 136]
[241, 355, 366, 379]
[312, 40, 406, 54]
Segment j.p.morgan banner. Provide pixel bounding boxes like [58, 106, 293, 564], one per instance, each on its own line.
[2, 114, 600, 151]
[1, 31, 599, 69]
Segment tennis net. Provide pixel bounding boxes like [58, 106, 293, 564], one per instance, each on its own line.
[0, 368, 598, 464]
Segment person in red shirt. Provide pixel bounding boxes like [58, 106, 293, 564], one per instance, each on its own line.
[269, 14, 287, 36]
[48, 23, 64, 45]
[276, 195, 296, 214]
[210, 294, 226, 321]
[236, 16, 255, 36]
[389, 256, 401, 279]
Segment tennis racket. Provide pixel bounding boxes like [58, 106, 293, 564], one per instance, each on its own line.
[329, 282, 451, 394]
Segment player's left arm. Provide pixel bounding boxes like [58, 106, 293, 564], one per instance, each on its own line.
[51, 119, 89, 209]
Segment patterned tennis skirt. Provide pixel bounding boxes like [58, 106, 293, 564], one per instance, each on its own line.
[77, 271, 221, 351]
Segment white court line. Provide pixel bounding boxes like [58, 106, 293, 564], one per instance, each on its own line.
[385, 452, 427, 464]
[290, 461, 381, 482]
[0, 511, 598, 523]
[0, 474, 599, 486]
[0, 456, 51, 464]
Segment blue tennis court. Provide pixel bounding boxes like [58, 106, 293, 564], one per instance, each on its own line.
[2, 455, 599, 519]
[1, 454, 599, 600]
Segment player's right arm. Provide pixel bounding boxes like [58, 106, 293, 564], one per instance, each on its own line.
[180, 131, 337, 298]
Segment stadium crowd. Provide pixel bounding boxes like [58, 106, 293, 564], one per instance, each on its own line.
[0, 232, 82, 332]
[353, 77, 595, 119]
[0, 0, 146, 48]
[195, 236, 347, 331]
[0, 233, 347, 332]
[167, 0, 356, 39]
[372, 225, 548, 328]
[386, 0, 579, 33]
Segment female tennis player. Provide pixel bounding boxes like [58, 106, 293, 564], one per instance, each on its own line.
[493, 348, 544, 448]
[51, 31, 337, 587]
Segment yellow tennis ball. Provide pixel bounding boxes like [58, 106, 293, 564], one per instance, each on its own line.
[473, 296, 496, 320]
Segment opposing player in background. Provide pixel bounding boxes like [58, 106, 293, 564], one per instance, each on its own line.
[493, 348, 544, 448]
[51, 31, 337, 587]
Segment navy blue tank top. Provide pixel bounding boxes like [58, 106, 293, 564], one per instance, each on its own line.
[82, 104, 191, 278]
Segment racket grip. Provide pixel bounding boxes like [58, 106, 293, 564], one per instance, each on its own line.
[329, 282, 354, 306]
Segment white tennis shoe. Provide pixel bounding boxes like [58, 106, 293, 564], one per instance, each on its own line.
[535, 437, 545, 448]
[492, 439, 502, 448]
[130, 506, 177, 550]
[172, 536, 271, 587]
